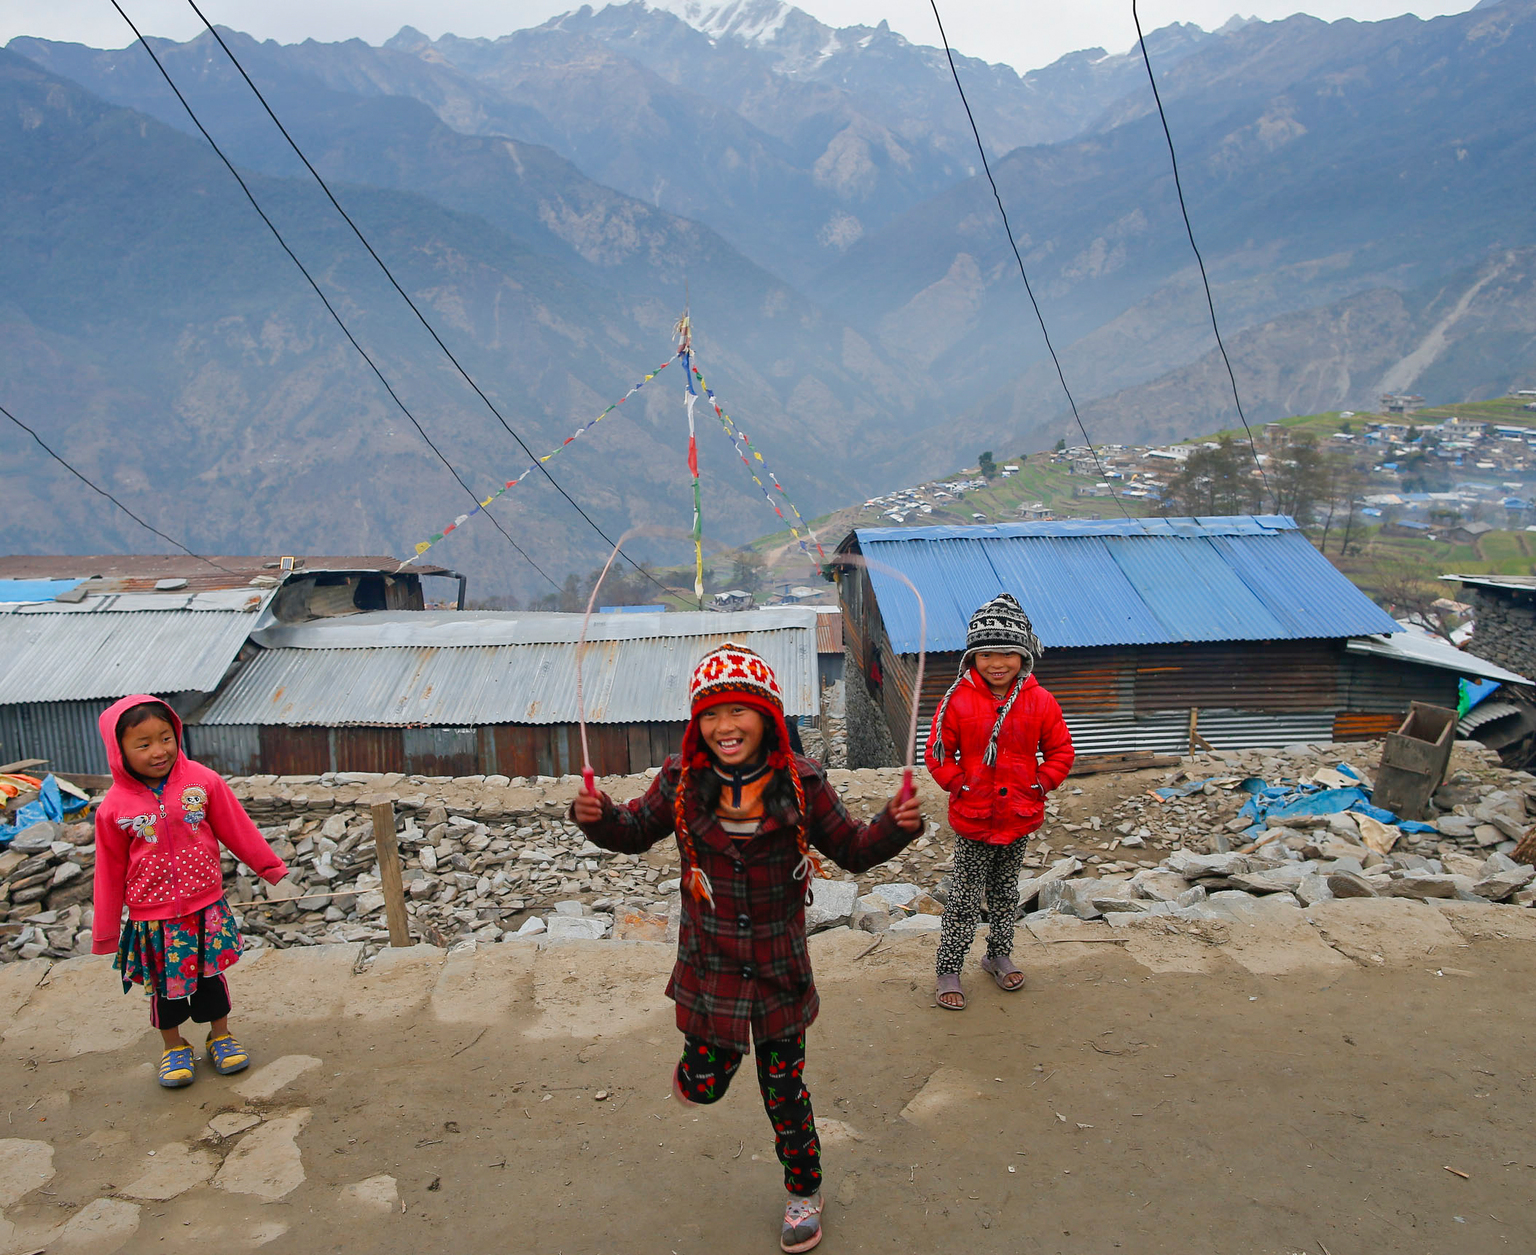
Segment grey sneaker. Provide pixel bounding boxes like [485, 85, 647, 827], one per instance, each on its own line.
[780, 1191, 823, 1252]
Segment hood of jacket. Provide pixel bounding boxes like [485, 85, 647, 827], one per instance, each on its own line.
[98, 694, 184, 791]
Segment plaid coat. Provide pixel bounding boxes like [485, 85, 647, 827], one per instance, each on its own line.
[578, 753, 914, 1054]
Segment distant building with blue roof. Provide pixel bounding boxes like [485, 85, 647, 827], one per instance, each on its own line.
[835, 516, 1515, 763]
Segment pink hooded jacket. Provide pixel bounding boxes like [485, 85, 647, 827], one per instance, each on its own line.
[91, 694, 287, 954]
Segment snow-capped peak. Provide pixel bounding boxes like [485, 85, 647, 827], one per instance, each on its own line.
[641, 0, 796, 47]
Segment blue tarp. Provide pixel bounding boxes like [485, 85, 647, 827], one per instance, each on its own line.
[1158, 763, 1438, 835]
[6, 775, 88, 839]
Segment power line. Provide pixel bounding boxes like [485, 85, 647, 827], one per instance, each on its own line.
[109, 1, 558, 591]
[927, 0, 1134, 522]
[3, 400, 236, 572]
[186, 2, 674, 598]
[1131, 0, 1273, 509]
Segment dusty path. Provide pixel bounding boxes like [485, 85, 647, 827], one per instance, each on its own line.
[2, 900, 1535, 1255]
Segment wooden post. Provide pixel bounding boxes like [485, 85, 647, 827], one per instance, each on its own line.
[370, 799, 411, 948]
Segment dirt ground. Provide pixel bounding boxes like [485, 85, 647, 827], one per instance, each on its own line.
[3, 899, 1536, 1255]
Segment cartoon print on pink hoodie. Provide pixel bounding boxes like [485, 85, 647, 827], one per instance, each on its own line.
[91, 694, 288, 955]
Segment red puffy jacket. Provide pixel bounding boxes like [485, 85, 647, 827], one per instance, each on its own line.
[925, 670, 1075, 844]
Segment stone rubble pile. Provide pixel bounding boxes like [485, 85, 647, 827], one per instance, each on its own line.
[3, 742, 1530, 961]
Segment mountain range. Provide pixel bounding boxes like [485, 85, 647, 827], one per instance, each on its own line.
[5, 0, 1535, 595]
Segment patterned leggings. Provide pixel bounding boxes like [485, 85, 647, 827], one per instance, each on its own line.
[936, 836, 1029, 976]
[676, 1032, 821, 1196]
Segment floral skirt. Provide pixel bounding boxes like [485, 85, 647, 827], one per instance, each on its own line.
[115, 898, 243, 999]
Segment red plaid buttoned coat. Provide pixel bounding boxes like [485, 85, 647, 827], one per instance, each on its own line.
[577, 754, 913, 1054]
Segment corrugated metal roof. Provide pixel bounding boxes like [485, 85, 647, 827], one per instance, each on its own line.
[0, 607, 267, 703]
[1345, 633, 1529, 684]
[814, 610, 843, 655]
[849, 516, 1400, 652]
[0, 554, 453, 589]
[197, 609, 818, 726]
[1445, 573, 1536, 592]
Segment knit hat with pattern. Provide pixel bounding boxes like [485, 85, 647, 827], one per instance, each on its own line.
[961, 592, 1043, 673]
[688, 641, 785, 720]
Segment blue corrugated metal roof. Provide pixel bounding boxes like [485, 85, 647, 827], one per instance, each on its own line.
[851, 516, 1400, 652]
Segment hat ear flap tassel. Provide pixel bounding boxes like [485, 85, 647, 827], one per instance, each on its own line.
[682, 865, 715, 908]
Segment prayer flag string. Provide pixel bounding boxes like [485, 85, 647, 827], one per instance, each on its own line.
[688, 361, 826, 561]
[404, 353, 680, 563]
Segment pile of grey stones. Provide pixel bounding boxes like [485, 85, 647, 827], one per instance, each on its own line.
[3, 746, 1531, 961]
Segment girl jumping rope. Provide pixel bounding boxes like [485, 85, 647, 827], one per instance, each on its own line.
[573, 642, 922, 1252]
[926, 594, 1074, 1010]
[92, 695, 289, 1087]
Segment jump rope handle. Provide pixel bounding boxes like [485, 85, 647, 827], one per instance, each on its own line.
[896, 767, 914, 807]
[582, 767, 596, 797]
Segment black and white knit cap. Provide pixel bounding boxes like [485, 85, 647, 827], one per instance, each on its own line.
[961, 593, 1043, 673]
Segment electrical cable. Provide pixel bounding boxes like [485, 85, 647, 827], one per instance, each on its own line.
[928, 0, 1135, 522]
[1131, 0, 1273, 508]
[109, 0, 558, 590]
[2, 399, 236, 573]
[185, 2, 674, 598]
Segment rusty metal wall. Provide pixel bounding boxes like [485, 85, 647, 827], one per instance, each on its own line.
[184, 725, 259, 777]
[258, 726, 331, 775]
[403, 727, 477, 776]
[1338, 653, 1458, 712]
[333, 727, 405, 774]
[0, 700, 113, 774]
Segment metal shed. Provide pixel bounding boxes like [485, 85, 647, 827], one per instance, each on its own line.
[837, 516, 1520, 761]
[186, 609, 819, 778]
[0, 554, 457, 773]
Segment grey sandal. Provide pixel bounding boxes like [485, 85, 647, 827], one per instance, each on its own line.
[935, 973, 966, 1010]
[980, 955, 1025, 991]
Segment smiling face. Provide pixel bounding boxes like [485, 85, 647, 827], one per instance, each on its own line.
[120, 715, 178, 781]
[974, 650, 1024, 695]
[697, 703, 767, 768]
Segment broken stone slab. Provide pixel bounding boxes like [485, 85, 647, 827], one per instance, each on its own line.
[1165, 851, 1261, 879]
[887, 913, 942, 934]
[53, 1197, 141, 1251]
[120, 1142, 218, 1201]
[213, 1108, 311, 1201]
[204, 1112, 262, 1140]
[866, 882, 921, 909]
[1128, 869, 1192, 902]
[339, 1174, 399, 1214]
[852, 894, 893, 935]
[1472, 868, 1536, 902]
[612, 909, 668, 943]
[1434, 815, 1477, 838]
[545, 915, 612, 941]
[804, 879, 859, 931]
[1228, 872, 1297, 895]
[1015, 857, 1083, 909]
[0, 1137, 55, 1207]
[9, 822, 57, 853]
[1327, 870, 1378, 898]
[1295, 872, 1334, 906]
[1384, 871, 1459, 900]
[235, 1054, 322, 1101]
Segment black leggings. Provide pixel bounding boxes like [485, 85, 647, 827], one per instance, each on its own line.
[151, 974, 230, 1031]
[676, 1032, 821, 1196]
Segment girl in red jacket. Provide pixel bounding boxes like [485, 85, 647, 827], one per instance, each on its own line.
[925, 594, 1073, 1010]
[92, 695, 288, 1088]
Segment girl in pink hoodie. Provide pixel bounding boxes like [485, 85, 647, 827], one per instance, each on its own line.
[92, 694, 288, 1088]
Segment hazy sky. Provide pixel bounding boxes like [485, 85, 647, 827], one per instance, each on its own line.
[0, 0, 1483, 72]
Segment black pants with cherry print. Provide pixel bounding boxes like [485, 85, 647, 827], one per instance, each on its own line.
[676, 1031, 821, 1196]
